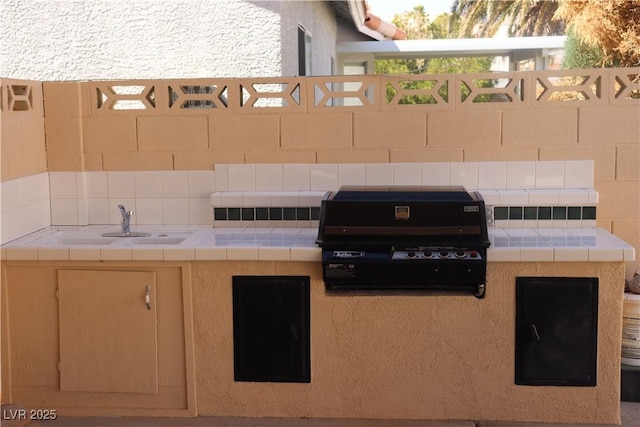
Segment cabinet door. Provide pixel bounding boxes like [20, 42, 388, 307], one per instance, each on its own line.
[232, 276, 310, 383]
[58, 270, 158, 393]
[515, 277, 598, 386]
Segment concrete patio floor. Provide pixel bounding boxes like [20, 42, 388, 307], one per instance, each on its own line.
[3, 401, 634, 427]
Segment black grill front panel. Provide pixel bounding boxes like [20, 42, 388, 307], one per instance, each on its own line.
[317, 186, 490, 298]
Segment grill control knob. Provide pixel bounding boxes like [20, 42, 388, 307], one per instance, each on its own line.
[423, 250, 433, 258]
[407, 250, 416, 258]
[455, 250, 466, 258]
[439, 250, 449, 258]
[470, 250, 479, 258]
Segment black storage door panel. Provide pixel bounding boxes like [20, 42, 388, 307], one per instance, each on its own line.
[515, 277, 598, 386]
[233, 276, 311, 383]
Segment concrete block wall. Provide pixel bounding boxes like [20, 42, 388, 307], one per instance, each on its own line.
[0, 70, 638, 275]
[0, 79, 47, 181]
[0, 79, 51, 243]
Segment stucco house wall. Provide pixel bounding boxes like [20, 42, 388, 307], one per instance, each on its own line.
[279, 1, 339, 76]
[1, 0, 349, 81]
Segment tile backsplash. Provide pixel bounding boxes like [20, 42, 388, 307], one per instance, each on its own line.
[214, 160, 594, 192]
[0, 172, 51, 244]
[0, 160, 597, 244]
[50, 170, 216, 227]
[210, 160, 597, 229]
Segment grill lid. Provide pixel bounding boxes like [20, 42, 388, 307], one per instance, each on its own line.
[316, 186, 490, 248]
[331, 186, 474, 202]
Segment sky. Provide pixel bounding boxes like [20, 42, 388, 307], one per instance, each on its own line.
[366, 0, 454, 21]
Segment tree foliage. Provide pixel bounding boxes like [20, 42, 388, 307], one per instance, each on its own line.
[562, 29, 610, 69]
[376, 9, 493, 74]
[376, 6, 492, 74]
[555, 0, 640, 67]
[375, 7, 493, 104]
[451, 0, 640, 68]
[451, 0, 564, 37]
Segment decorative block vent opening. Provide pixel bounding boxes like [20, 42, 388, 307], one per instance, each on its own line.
[614, 73, 640, 100]
[96, 84, 155, 110]
[459, 77, 524, 104]
[8, 85, 33, 111]
[169, 84, 228, 109]
[313, 80, 375, 107]
[385, 78, 448, 105]
[240, 82, 301, 108]
[536, 74, 602, 102]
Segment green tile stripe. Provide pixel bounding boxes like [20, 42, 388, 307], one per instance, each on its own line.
[494, 206, 596, 221]
[214, 207, 320, 221]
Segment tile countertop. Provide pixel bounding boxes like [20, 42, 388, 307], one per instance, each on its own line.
[0, 225, 635, 263]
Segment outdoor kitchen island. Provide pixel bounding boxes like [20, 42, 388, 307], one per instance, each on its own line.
[1, 225, 634, 424]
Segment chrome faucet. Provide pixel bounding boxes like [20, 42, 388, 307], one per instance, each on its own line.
[118, 204, 133, 236]
[101, 204, 149, 238]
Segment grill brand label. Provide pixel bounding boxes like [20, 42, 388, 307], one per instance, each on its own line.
[395, 206, 410, 220]
[325, 263, 356, 278]
[464, 205, 480, 212]
[332, 251, 365, 259]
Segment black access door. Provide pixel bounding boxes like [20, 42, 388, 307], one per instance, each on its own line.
[515, 277, 598, 386]
[232, 276, 310, 383]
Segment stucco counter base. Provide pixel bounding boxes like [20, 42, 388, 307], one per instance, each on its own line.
[191, 260, 625, 425]
[0, 256, 626, 423]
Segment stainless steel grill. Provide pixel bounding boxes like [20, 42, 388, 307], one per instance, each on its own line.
[316, 186, 491, 297]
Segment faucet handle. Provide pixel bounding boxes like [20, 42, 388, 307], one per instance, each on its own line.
[117, 205, 133, 217]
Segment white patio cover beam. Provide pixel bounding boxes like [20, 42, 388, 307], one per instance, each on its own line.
[337, 36, 566, 60]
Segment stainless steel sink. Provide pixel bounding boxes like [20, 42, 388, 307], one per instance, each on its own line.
[55, 236, 120, 245]
[114, 231, 195, 246]
[130, 237, 187, 245]
[30, 231, 120, 246]
[27, 230, 196, 247]
[102, 232, 151, 238]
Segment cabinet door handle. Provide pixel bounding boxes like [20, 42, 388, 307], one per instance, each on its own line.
[145, 285, 151, 310]
[530, 323, 541, 341]
[288, 322, 298, 339]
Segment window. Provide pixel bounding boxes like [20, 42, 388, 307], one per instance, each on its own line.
[344, 62, 368, 75]
[298, 25, 312, 76]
